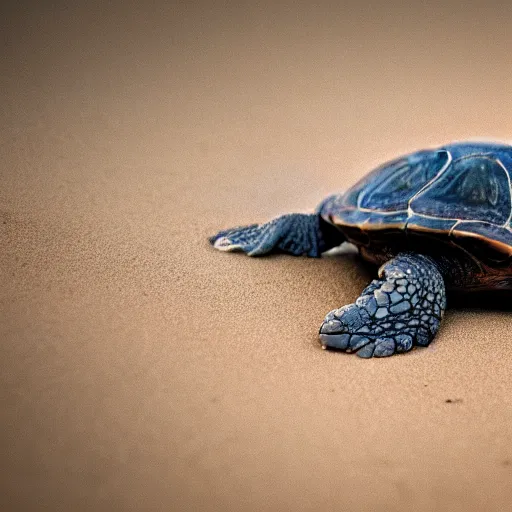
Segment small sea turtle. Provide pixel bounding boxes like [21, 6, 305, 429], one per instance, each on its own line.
[210, 141, 512, 358]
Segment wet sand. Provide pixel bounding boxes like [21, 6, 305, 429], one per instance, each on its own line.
[2, 2, 512, 511]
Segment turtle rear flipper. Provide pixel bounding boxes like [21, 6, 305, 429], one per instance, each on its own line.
[209, 213, 345, 257]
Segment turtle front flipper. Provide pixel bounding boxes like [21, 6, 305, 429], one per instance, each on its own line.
[319, 253, 446, 357]
[209, 213, 345, 257]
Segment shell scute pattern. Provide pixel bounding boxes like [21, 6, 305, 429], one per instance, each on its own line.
[323, 142, 512, 259]
[410, 155, 511, 224]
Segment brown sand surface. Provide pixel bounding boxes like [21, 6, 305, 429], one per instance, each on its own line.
[2, 2, 512, 511]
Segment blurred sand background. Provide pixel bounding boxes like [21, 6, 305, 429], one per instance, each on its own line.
[2, 1, 512, 510]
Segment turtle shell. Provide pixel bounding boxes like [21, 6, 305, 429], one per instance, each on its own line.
[319, 142, 512, 286]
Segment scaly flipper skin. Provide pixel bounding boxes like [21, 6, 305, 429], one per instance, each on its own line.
[319, 253, 446, 358]
[209, 213, 345, 257]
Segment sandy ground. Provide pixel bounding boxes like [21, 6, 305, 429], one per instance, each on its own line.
[2, 2, 512, 511]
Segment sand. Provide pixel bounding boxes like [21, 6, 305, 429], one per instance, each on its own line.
[1, 2, 512, 511]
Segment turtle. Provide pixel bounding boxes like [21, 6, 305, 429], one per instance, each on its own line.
[209, 141, 512, 358]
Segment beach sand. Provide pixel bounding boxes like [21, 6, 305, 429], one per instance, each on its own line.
[1, 2, 512, 510]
